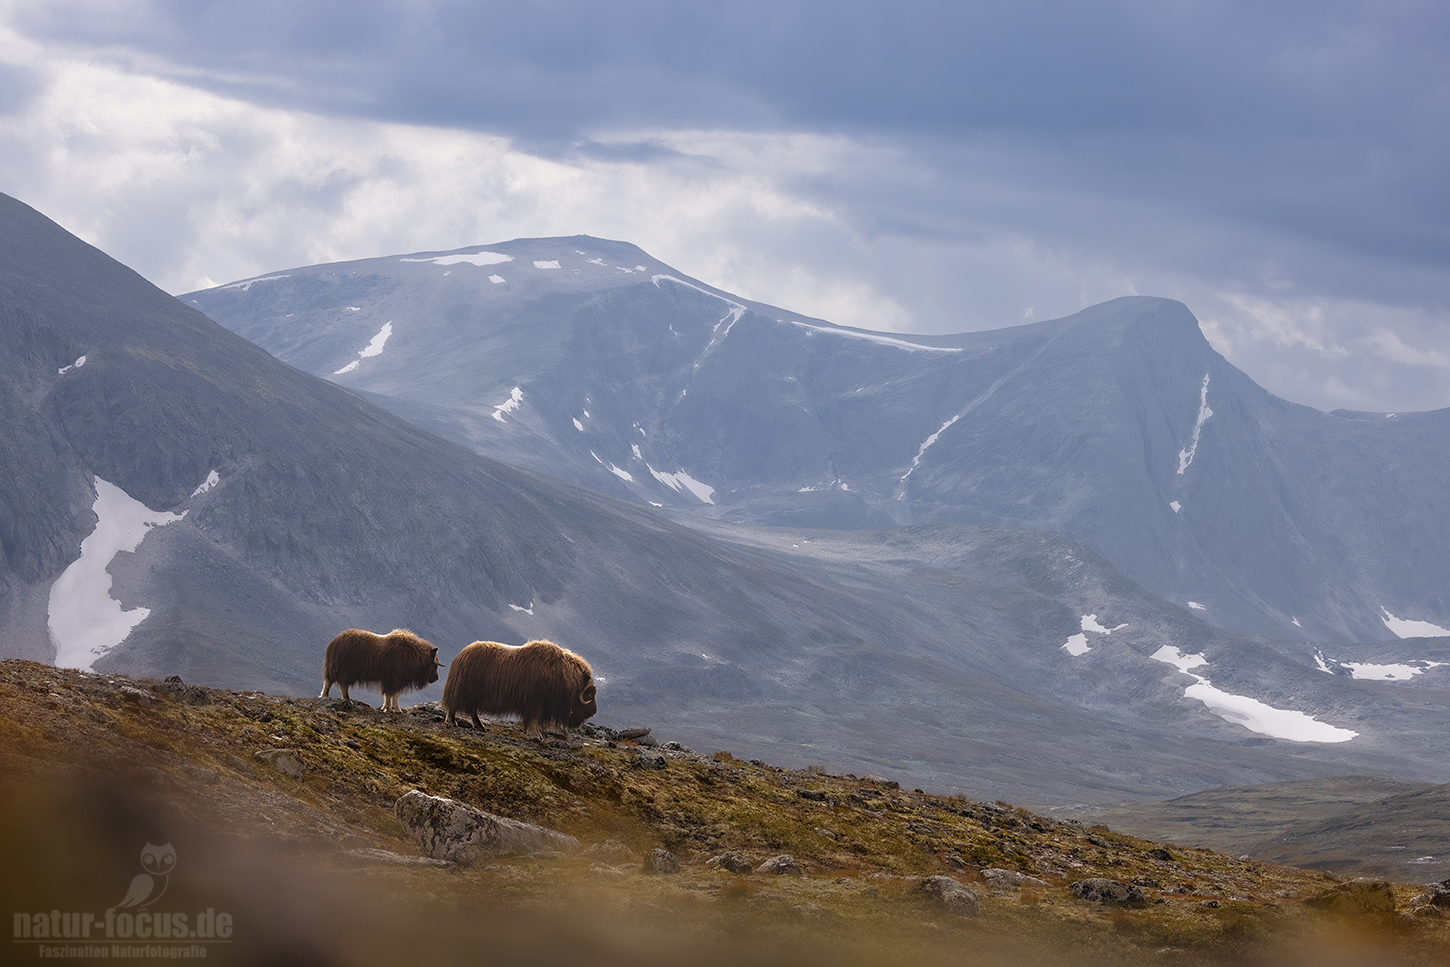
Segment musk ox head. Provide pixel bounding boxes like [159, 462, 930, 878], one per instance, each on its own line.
[569, 677, 598, 727]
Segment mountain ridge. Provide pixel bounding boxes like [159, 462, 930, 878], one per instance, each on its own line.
[183, 242, 1450, 644]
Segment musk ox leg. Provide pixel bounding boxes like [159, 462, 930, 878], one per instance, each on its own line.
[470, 712, 484, 730]
[319, 679, 333, 699]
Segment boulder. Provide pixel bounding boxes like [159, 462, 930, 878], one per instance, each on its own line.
[255, 749, 306, 779]
[1305, 878, 1396, 915]
[919, 876, 979, 917]
[643, 848, 681, 874]
[1071, 878, 1147, 905]
[394, 790, 579, 867]
[707, 851, 754, 874]
[755, 854, 802, 875]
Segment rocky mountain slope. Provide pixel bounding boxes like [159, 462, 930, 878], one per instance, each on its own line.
[184, 240, 1450, 643]
[5, 659, 1450, 967]
[6, 192, 1450, 807]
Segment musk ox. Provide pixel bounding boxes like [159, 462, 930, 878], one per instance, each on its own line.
[442, 639, 597, 737]
[319, 628, 442, 712]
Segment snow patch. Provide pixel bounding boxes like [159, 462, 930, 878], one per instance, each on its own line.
[1187, 601, 1206, 611]
[787, 319, 961, 353]
[508, 602, 535, 615]
[221, 274, 290, 291]
[190, 470, 220, 497]
[1177, 373, 1213, 474]
[573, 418, 584, 431]
[58, 355, 87, 375]
[1062, 614, 1128, 655]
[334, 322, 393, 374]
[49, 478, 188, 671]
[648, 466, 716, 504]
[1152, 645, 1357, 742]
[491, 387, 523, 422]
[1381, 608, 1450, 638]
[534, 260, 561, 269]
[400, 252, 512, 267]
[489, 274, 506, 284]
[901, 414, 962, 483]
[1315, 649, 1447, 681]
[590, 452, 636, 482]
[1169, 501, 1181, 513]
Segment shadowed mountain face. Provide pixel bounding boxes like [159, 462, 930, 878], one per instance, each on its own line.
[183, 243, 1450, 644]
[8, 192, 1450, 806]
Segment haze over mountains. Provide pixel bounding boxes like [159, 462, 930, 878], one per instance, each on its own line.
[184, 241, 1450, 645]
[6, 191, 1450, 814]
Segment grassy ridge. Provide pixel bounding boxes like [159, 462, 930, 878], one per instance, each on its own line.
[2, 659, 1447, 966]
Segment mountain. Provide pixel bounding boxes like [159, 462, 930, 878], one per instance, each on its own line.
[183, 240, 1450, 644]
[7, 192, 1450, 808]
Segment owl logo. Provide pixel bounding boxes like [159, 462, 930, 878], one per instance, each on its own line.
[109, 842, 176, 912]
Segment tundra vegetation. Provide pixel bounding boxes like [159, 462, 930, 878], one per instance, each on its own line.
[1, 659, 1447, 966]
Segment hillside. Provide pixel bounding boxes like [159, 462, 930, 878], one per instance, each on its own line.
[5, 659, 1450, 966]
[14, 190, 1450, 806]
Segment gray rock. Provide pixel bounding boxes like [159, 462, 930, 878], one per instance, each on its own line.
[394, 789, 579, 867]
[919, 876, 979, 917]
[1305, 878, 1397, 915]
[118, 685, 157, 707]
[255, 749, 306, 779]
[636, 749, 667, 770]
[154, 677, 212, 706]
[707, 851, 754, 874]
[642, 848, 681, 874]
[754, 854, 802, 876]
[616, 727, 651, 740]
[1070, 878, 1147, 905]
[981, 868, 1049, 889]
[636, 734, 660, 748]
[1411, 878, 1450, 908]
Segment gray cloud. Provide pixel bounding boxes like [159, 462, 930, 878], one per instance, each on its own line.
[5, 0, 1450, 412]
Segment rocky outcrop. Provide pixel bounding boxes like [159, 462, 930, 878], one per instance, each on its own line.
[394, 790, 579, 867]
[1305, 878, 1396, 915]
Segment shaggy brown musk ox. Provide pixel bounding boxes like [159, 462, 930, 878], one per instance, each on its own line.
[442, 639, 598, 736]
[319, 628, 442, 711]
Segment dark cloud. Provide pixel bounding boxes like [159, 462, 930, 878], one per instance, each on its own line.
[9, 0, 1450, 410]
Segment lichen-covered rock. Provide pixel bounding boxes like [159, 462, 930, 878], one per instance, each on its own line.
[919, 876, 979, 917]
[255, 748, 306, 779]
[755, 854, 802, 876]
[707, 851, 754, 874]
[1071, 878, 1146, 905]
[1306, 878, 1396, 915]
[643, 848, 681, 874]
[394, 790, 579, 867]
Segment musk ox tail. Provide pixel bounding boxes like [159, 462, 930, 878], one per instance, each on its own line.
[442, 639, 597, 736]
[319, 628, 442, 712]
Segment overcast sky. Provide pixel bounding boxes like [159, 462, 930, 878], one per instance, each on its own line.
[2, 1, 1448, 413]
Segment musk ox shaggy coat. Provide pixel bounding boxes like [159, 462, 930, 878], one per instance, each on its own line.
[443, 639, 597, 737]
[320, 628, 442, 711]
